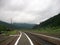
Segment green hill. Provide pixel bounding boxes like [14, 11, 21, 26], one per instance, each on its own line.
[0, 21, 12, 32]
[33, 13, 60, 29]
[32, 13, 60, 38]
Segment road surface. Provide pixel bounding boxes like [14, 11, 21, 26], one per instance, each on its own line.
[0, 32, 60, 45]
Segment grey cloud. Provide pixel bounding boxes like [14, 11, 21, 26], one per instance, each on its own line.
[0, 0, 26, 11]
[0, 0, 60, 24]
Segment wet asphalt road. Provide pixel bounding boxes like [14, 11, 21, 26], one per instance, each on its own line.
[25, 32, 55, 45]
[17, 32, 31, 45]
[15, 32, 56, 45]
[0, 32, 60, 45]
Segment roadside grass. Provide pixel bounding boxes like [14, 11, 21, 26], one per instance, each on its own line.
[0, 30, 17, 43]
[33, 29, 60, 34]
[1, 30, 17, 36]
[31, 28, 60, 38]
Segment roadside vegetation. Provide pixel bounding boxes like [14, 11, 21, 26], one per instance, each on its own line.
[31, 27, 60, 38]
[1, 30, 17, 36]
[0, 21, 17, 35]
[32, 13, 60, 38]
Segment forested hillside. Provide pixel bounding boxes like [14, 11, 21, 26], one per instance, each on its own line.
[0, 21, 12, 32]
[33, 13, 60, 29]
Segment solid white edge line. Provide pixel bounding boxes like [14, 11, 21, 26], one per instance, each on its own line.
[24, 33, 34, 45]
[14, 32, 22, 45]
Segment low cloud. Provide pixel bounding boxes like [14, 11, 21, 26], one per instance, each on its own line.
[0, 0, 60, 24]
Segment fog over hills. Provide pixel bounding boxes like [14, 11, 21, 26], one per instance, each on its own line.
[13, 23, 36, 29]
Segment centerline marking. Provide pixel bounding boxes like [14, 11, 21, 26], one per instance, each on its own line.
[24, 33, 34, 45]
[14, 32, 22, 45]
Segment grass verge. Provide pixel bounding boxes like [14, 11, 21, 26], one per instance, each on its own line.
[1, 30, 17, 36]
[31, 28, 60, 38]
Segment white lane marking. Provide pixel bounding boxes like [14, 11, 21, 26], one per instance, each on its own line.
[24, 33, 34, 45]
[14, 32, 22, 45]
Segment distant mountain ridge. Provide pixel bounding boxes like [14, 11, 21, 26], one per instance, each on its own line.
[13, 23, 35, 29]
[0, 21, 10, 25]
[0, 21, 35, 30]
[33, 13, 60, 29]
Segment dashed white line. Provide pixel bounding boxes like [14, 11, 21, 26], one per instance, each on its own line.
[14, 32, 22, 45]
[24, 33, 34, 45]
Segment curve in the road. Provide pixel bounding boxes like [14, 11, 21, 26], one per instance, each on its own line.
[14, 32, 34, 45]
[24, 33, 34, 45]
[14, 32, 22, 45]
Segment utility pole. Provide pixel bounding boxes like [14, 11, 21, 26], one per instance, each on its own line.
[11, 18, 12, 25]
[7, 18, 13, 31]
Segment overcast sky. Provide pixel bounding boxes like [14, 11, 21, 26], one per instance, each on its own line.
[0, 0, 60, 24]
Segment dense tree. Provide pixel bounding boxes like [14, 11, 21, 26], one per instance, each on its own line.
[33, 13, 60, 29]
